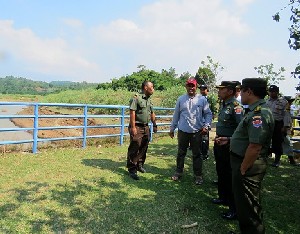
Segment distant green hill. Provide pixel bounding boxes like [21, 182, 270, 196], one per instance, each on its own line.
[0, 76, 98, 95]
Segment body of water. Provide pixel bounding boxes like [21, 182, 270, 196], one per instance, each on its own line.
[0, 105, 32, 150]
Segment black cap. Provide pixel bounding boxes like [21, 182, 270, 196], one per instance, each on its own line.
[268, 85, 279, 92]
[199, 84, 208, 89]
[233, 81, 241, 89]
[241, 78, 267, 89]
[216, 81, 237, 90]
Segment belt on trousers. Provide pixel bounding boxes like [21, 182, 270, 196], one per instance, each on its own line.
[230, 150, 243, 159]
[230, 150, 265, 160]
[135, 123, 148, 127]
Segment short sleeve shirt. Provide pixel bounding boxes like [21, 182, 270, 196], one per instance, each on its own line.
[216, 96, 243, 136]
[129, 93, 153, 124]
[230, 99, 274, 158]
[266, 97, 288, 124]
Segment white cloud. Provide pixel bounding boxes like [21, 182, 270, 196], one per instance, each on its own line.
[92, 19, 142, 44]
[0, 50, 8, 61]
[234, 0, 256, 7]
[93, 0, 249, 47]
[90, 0, 251, 77]
[0, 0, 297, 95]
[62, 18, 84, 28]
[0, 20, 101, 81]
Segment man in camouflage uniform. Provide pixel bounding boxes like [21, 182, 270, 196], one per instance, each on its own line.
[266, 85, 289, 167]
[126, 81, 157, 180]
[212, 81, 243, 221]
[216, 78, 274, 234]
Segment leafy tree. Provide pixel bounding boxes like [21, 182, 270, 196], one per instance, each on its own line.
[254, 64, 286, 85]
[97, 65, 186, 91]
[273, 0, 300, 89]
[273, 1, 300, 50]
[178, 71, 192, 86]
[194, 56, 224, 117]
[195, 55, 224, 94]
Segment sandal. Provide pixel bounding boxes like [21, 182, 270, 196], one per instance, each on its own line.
[195, 176, 203, 185]
[171, 172, 182, 181]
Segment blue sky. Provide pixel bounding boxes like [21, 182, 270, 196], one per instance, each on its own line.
[0, 0, 299, 95]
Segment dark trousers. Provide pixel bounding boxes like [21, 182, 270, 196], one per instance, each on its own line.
[126, 126, 150, 172]
[176, 130, 203, 176]
[201, 132, 209, 156]
[231, 155, 267, 234]
[214, 142, 235, 211]
[271, 120, 284, 159]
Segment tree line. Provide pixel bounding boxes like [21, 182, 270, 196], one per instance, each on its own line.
[96, 65, 191, 92]
[0, 76, 98, 95]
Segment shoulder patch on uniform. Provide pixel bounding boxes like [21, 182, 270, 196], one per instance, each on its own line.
[254, 105, 262, 113]
[234, 107, 243, 114]
[252, 116, 263, 128]
[225, 106, 231, 114]
[133, 93, 139, 99]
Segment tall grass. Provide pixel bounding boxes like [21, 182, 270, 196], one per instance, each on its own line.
[39, 87, 187, 108]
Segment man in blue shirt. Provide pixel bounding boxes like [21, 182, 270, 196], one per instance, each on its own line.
[169, 77, 212, 185]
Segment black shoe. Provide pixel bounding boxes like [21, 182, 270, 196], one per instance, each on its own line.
[137, 166, 146, 173]
[129, 172, 139, 180]
[195, 176, 203, 185]
[222, 211, 237, 220]
[271, 162, 280, 168]
[211, 198, 228, 206]
[202, 155, 209, 161]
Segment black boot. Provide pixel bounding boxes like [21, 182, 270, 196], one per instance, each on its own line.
[272, 154, 281, 167]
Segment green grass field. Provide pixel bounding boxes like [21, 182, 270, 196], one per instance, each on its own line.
[0, 136, 299, 233]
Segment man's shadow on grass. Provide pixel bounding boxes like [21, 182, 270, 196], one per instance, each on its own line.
[2, 159, 298, 233]
[80, 143, 240, 233]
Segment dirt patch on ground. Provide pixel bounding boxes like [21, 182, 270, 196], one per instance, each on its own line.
[10, 106, 215, 150]
[11, 107, 123, 147]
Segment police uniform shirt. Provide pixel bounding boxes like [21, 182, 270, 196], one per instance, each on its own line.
[284, 108, 292, 128]
[129, 93, 153, 124]
[216, 97, 243, 137]
[230, 99, 274, 157]
[267, 97, 288, 125]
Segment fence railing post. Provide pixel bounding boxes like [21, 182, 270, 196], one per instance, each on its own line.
[33, 103, 39, 154]
[82, 105, 88, 148]
[120, 107, 125, 145]
[150, 123, 153, 142]
[0, 102, 174, 152]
